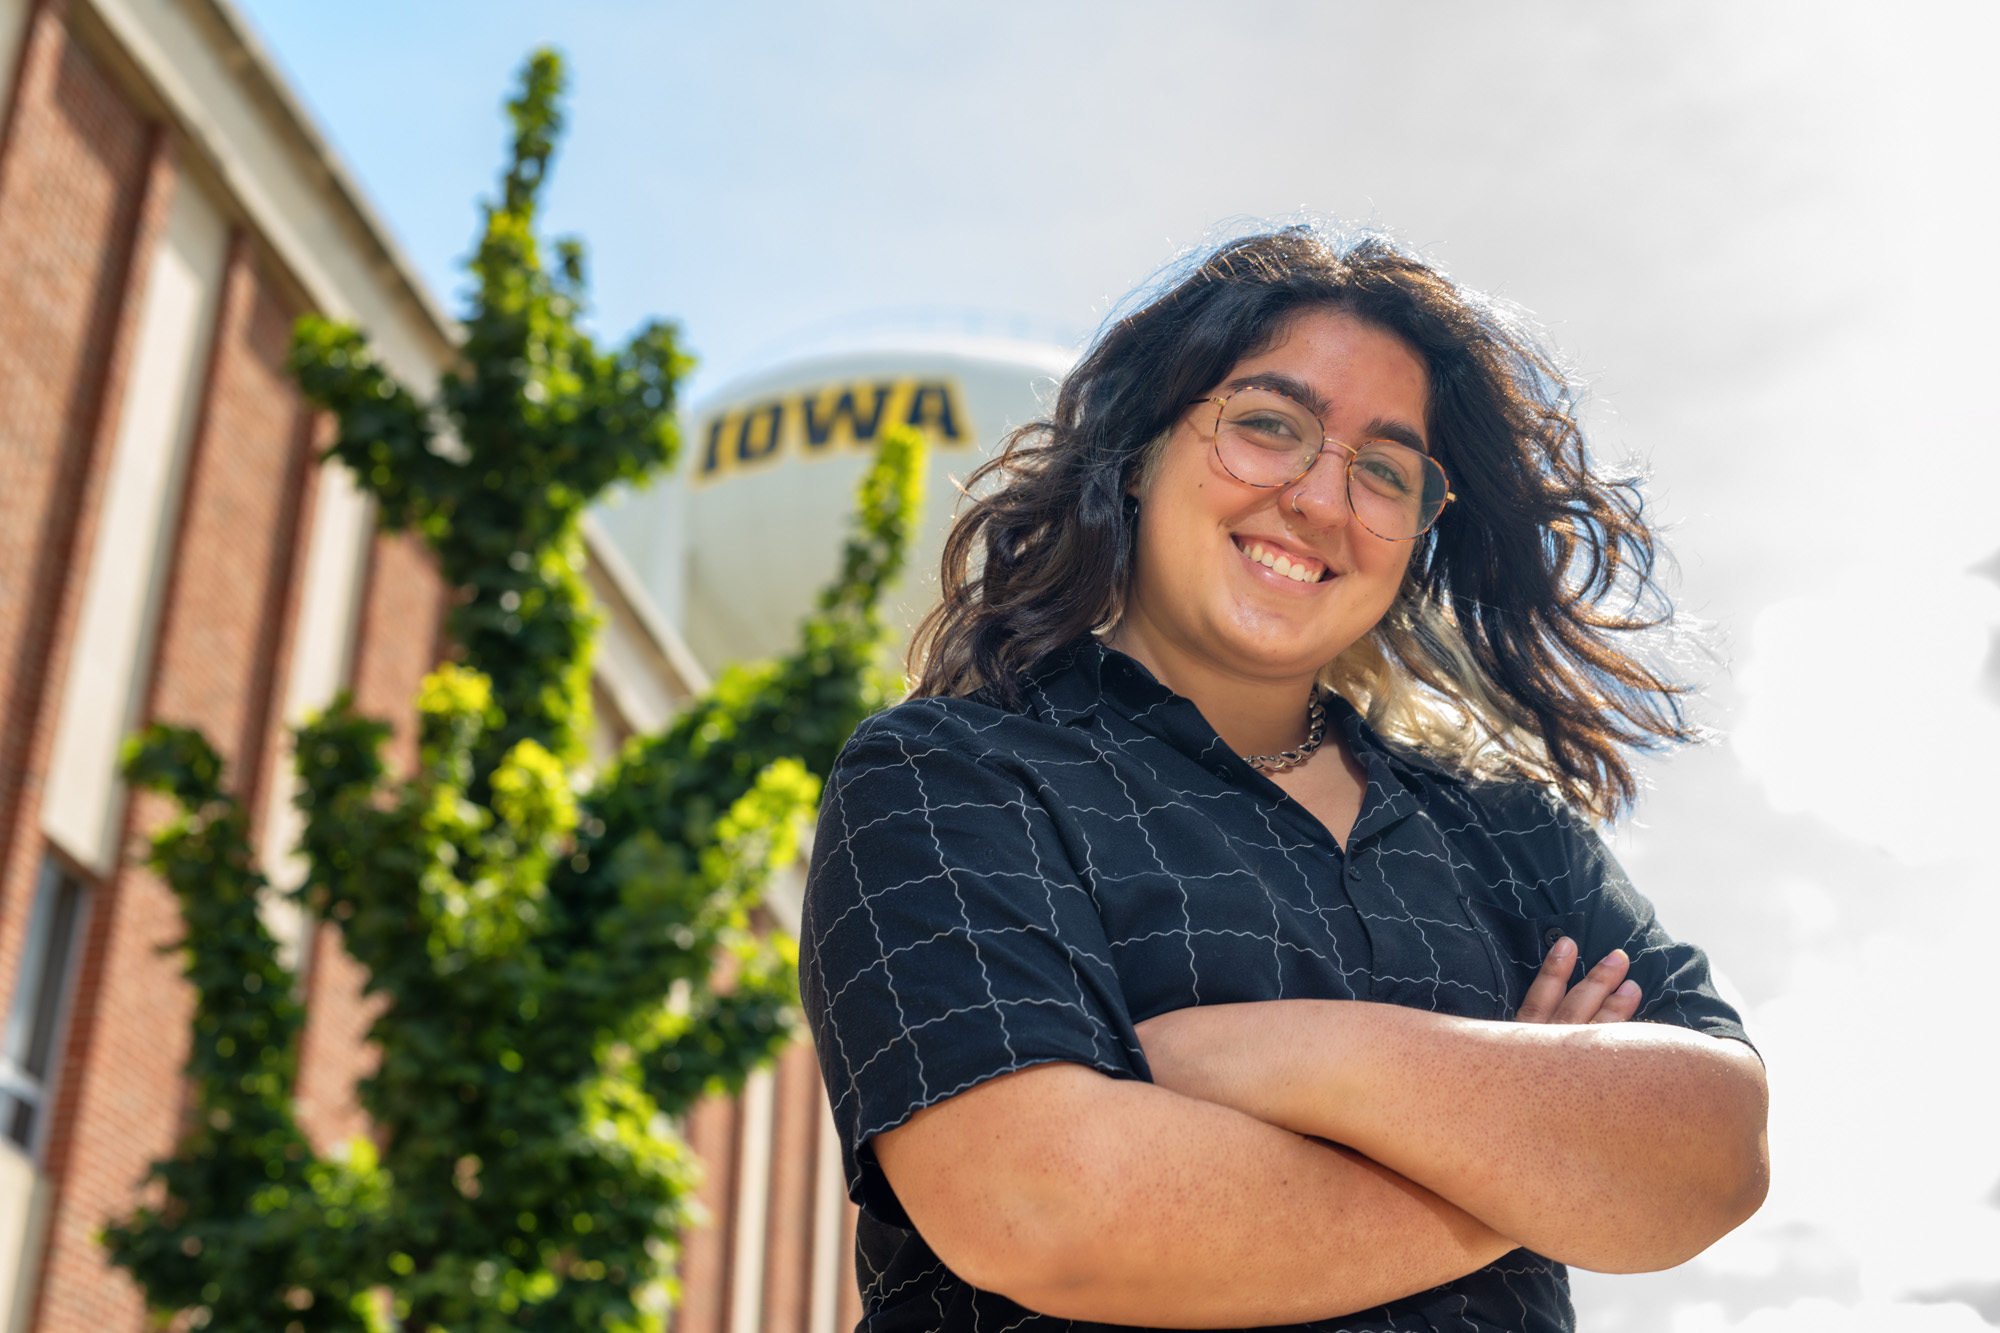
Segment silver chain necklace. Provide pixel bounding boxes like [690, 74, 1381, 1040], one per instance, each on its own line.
[1240, 690, 1327, 773]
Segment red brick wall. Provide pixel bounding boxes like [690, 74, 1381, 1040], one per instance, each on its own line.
[0, 7, 449, 1331]
[349, 530, 449, 779]
[31, 210, 324, 1333]
[0, 2, 162, 1009]
[143, 236, 312, 805]
[671, 1043, 866, 1333]
[678, 1092, 741, 1333]
[32, 792, 189, 1333]
[293, 920, 382, 1156]
[763, 1041, 822, 1333]
[0, 12, 177, 1326]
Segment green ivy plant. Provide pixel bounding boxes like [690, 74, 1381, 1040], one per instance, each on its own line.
[103, 48, 924, 1333]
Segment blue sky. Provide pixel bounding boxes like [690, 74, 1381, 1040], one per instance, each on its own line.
[235, 3, 2000, 1328]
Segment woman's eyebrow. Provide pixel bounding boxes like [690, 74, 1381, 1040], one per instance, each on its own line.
[1362, 417, 1430, 454]
[1223, 371, 1328, 418]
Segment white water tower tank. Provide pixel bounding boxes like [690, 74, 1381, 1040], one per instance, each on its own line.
[595, 339, 1074, 675]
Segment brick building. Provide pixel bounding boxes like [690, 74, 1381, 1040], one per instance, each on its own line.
[0, 1, 859, 1329]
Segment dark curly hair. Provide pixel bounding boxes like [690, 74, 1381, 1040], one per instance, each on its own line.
[907, 227, 1697, 819]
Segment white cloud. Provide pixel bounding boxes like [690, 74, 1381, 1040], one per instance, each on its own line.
[1732, 569, 2000, 867]
[1732, 895, 2000, 1306]
[1672, 1297, 1990, 1333]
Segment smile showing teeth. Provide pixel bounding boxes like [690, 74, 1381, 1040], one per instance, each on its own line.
[1239, 539, 1325, 584]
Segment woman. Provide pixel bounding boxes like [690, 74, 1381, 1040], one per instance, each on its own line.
[800, 227, 1768, 1333]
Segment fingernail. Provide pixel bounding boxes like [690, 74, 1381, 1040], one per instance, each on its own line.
[1600, 948, 1628, 969]
[1616, 980, 1639, 998]
[1553, 937, 1575, 960]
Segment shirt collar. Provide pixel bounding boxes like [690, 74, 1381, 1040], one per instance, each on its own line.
[1326, 692, 1427, 844]
[1026, 638, 1428, 844]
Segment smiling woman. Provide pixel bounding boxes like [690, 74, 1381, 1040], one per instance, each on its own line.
[798, 228, 1768, 1333]
[1116, 313, 1436, 726]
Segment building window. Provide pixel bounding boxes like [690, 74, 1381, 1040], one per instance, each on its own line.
[0, 859, 88, 1152]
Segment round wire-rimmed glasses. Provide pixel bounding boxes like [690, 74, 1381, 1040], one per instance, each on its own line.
[1193, 386, 1456, 541]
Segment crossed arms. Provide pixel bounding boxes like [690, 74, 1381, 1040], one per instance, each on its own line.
[873, 941, 1770, 1327]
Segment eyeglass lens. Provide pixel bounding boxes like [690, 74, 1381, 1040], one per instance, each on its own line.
[1212, 388, 1449, 540]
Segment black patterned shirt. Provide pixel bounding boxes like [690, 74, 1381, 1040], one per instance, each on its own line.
[800, 639, 1749, 1333]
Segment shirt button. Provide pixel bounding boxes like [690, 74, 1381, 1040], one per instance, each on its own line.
[1543, 926, 1565, 947]
[1347, 865, 1362, 881]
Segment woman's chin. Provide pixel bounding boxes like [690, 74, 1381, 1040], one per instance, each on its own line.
[1210, 621, 1352, 679]
[1229, 596, 1371, 649]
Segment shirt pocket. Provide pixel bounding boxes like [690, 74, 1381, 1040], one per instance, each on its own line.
[1459, 898, 1586, 1019]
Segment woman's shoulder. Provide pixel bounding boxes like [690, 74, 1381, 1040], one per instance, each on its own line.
[1333, 695, 1604, 856]
[830, 691, 1060, 780]
[1417, 763, 1608, 886]
[839, 692, 1017, 756]
[1371, 732, 1596, 853]
[829, 685, 1110, 803]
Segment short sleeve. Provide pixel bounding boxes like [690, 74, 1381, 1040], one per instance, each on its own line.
[798, 711, 1144, 1221]
[1559, 808, 1755, 1053]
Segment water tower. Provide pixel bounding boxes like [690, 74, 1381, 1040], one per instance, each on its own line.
[594, 339, 1073, 674]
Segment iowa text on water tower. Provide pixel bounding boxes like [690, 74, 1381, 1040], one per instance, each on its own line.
[695, 378, 970, 483]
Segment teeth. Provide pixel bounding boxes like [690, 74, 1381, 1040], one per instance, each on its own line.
[1241, 539, 1323, 582]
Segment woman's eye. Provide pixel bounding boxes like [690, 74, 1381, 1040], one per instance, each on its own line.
[1356, 452, 1415, 493]
[1241, 413, 1299, 439]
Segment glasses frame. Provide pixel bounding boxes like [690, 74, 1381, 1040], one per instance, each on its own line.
[1192, 387, 1457, 542]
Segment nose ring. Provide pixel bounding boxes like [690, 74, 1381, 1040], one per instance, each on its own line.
[1290, 489, 1305, 516]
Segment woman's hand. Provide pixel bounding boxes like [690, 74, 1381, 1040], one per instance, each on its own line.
[1513, 939, 1642, 1025]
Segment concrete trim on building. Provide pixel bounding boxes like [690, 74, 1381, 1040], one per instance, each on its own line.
[72, 0, 455, 389]
[583, 515, 712, 726]
[41, 172, 227, 876]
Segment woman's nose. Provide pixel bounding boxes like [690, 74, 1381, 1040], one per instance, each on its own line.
[1284, 453, 1352, 528]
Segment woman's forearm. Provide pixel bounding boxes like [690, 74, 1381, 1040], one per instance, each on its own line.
[875, 1062, 1517, 1326]
[1140, 1001, 1769, 1272]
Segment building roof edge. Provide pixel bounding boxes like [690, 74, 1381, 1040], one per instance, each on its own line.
[579, 514, 712, 700]
[84, 0, 461, 352]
